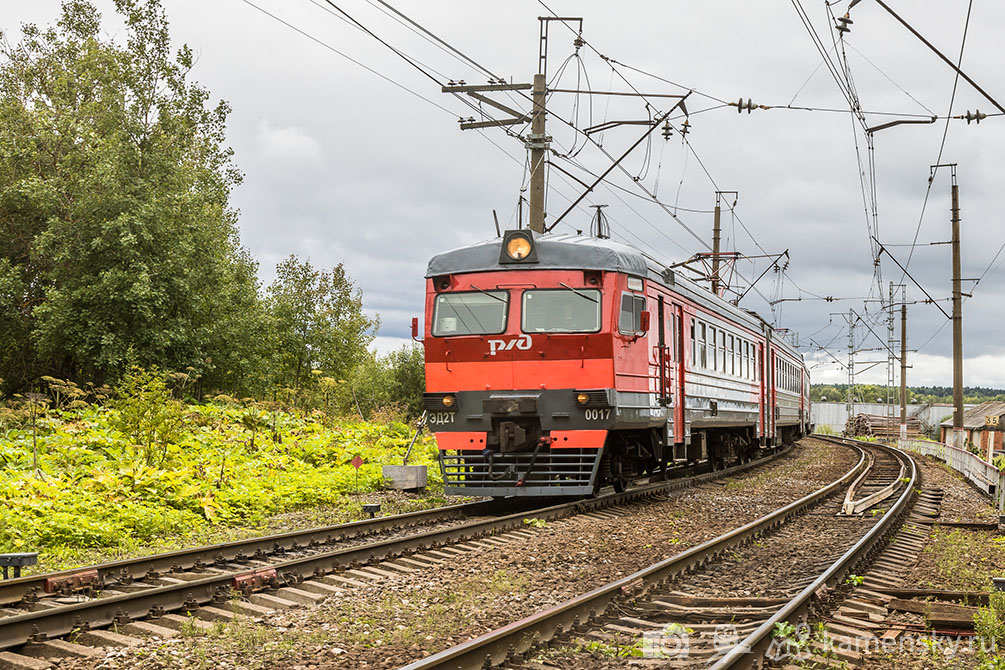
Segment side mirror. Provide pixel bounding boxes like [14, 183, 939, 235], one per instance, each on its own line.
[638, 310, 651, 333]
[411, 317, 420, 341]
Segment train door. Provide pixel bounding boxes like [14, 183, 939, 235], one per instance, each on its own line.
[758, 341, 768, 446]
[672, 303, 685, 447]
[768, 350, 776, 443]
[799, 369, 805, 432]
[656, 296, 672, 408]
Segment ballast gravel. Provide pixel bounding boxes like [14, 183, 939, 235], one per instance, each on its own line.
[58, 438, 857, 670]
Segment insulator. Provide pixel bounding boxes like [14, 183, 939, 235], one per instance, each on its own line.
[836, 14, 853, 33]
[680, 119, 690, 136]
[573, 36, 585, 49]
[662, 120, 673, 140]
[965, 110, 987, 124]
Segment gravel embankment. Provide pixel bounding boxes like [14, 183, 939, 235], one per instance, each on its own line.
[826, 449, 1002, 670]
[60, 438, 857, 670]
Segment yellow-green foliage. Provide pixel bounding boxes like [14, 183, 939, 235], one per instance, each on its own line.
[0, 402, 439, 554]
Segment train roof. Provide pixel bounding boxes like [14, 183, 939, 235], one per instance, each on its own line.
[427, 231, 805, 363]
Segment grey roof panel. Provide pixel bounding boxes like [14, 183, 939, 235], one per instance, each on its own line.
[939, 401, 1005, 428]
[426, 232, 650, 277]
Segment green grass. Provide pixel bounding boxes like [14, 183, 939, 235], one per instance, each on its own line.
[0, 401, 443, 571]
[921, 528, 1005, 592]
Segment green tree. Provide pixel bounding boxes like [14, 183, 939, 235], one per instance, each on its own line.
[111, 367, 184, 465]
[266, 256, 378, 392]
[385, 344, 425, 418]
[0, 0, 264, 392]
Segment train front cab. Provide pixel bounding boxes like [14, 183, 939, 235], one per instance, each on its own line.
[423, 231, 658, 497]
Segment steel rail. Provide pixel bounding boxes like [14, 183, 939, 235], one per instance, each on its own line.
[709, 436, 917, 669]
[841, 449, 875, 513]
[394, 439, 868, 670]
[0, 446, 790, 607]
[842, 445, 906, 515]
[0, 499, 497, 607]
[0, 446, 791, 651]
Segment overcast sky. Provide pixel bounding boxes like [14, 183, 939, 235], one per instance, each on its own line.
[5, 0, 1005, 389]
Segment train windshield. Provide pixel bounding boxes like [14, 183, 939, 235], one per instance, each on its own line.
[521, 288, 602, 333]
[432, 290, 509, 336]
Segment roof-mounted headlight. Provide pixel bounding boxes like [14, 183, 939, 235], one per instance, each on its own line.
[506, 236, 532, 260]
[499, 230, 538, 264]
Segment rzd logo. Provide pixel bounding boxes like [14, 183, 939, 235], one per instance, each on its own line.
[488, 334, 532, 356]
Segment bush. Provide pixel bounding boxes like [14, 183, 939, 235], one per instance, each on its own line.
[0, 398, 440, 556]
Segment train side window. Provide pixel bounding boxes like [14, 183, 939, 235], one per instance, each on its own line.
[673, 315, 679, 360]
[618, 293, 647, 335]
[619, 294, 634, 334]
[709, 326, 717, 370]
[699, 322, 707, 369]
[731, 335, 739, 377]
[690, 321, 696, 366]
[719, 333, 727, 375]
[667, 316, 675, 360]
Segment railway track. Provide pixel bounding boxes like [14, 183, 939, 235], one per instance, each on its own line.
[393, 436, 918, 670]
[0, 444, 794, 667]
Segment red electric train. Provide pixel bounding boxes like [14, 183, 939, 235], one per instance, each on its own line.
[419, 229, 811, 497]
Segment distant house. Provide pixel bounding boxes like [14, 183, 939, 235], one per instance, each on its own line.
[939, 401, 1005, 461]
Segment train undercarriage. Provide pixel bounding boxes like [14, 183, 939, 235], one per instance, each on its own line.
[439, 421, 807, 498]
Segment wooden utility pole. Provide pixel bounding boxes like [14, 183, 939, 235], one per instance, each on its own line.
[847, 309, 856, 419]
[711, 201, 722, 295]
[711, 191, 737, 296]
[900, 303, 908, 440]
[528, 73, 548, 233]
[949, 165, 964, 449]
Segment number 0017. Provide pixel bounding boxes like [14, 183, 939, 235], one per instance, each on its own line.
[584, 408, 611, 421]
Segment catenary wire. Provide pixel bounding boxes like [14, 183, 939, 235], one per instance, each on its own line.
[900, 0, 974, 279]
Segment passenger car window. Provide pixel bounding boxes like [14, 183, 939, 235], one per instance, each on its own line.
[432, 290, 509, 336]
[522, 289, 601, 333]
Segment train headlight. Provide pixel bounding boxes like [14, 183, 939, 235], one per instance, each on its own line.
[576, 393, 590, 405]
[506, 236, 532, 260]
[499, 230, 538, 264]
[442, 394, 456, 408]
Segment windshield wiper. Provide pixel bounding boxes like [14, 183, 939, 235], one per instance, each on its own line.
[559, 282, 599, 303]
[469, 284, 506, 303]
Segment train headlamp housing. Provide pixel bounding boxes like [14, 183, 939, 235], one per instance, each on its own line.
[441, 394, 456, 408]
[499, 230, 539, 264]
[576, 393, 590, 405]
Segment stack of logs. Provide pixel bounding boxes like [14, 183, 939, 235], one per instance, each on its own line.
[844, 413, 925, 439]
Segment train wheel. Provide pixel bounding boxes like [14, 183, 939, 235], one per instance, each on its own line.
[611, 456, 627, 492]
